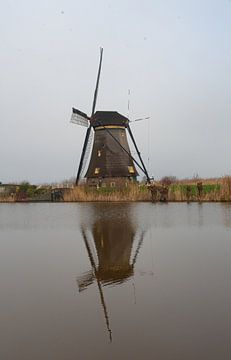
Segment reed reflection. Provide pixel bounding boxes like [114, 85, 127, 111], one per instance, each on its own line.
[221, 203, 231, 228]
[77, 203, 145, 341]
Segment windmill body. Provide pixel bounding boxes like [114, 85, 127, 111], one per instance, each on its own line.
[71, 48, 150, 186]
[85, 111, 138, 186]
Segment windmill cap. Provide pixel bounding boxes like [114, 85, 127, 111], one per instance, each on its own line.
[91, 111, 129, 127]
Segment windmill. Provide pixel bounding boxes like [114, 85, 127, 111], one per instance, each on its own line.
[71, 48, 150, 186]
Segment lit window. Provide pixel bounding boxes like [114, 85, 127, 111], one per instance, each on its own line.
[97, 150, 101, 157]
[128, 166, 135, 174]
[94, 167, 100, 175]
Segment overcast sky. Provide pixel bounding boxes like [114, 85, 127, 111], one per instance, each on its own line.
[1, 0, 231, 183]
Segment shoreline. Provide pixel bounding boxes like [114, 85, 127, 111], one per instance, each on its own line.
[1, 199, 231, 204]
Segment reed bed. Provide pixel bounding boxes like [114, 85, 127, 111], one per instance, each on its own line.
[1, 177, 231, 203]
[0, 195, 16, 202]
[63, 177, 231, 203]
[63, 184, 150, 202]
[168, 176, 231, 202]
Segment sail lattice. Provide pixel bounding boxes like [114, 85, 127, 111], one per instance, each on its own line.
[80, 127, 94, 178]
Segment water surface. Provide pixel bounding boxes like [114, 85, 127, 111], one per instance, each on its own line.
[1, 202, 231, 360]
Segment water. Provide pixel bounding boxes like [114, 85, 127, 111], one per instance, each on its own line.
[1, 202, 231, 360]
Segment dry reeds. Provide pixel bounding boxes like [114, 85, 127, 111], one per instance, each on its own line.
[54, 177, 231, 203]
[220, 176, 231, 201]
[168, 177, 231, 202]
[63, 183, 150, 202]
[0, 195, 16, 202]
[1, 177, 231, 203]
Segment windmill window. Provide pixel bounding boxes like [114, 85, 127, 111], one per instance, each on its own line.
[94, 167, 100, 175]
[110, 182, 115, 187]
[97, 150, 101, 157]
[128, 166, 135, 174]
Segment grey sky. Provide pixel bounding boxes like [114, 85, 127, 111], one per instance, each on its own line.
[1, 0, 231, 183]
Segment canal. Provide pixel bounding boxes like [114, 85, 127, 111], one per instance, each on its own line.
[1, 203, 231, 359]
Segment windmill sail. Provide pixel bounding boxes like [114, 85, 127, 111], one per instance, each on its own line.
[91, 47, 103, 117]
[80, 226, 112, 342]
[75, 48, 103, 185]
[70, 108, 89, 127]
[80, 127, 94, 178]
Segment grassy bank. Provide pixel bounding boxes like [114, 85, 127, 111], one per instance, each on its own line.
[63, 177, 231, 202]
[1, 177, 231, 203]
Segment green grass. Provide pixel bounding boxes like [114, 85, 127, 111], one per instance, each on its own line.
[170, 183, 221, 195]
[203, 184, 220, 193]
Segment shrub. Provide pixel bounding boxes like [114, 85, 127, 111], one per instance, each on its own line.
[160, 176, 178, 185]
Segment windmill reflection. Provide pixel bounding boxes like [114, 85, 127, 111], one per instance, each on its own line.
[77, 204, 145, 342]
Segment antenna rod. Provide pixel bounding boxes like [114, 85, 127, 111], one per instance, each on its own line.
[127, 89, 130, 120]
[91, 47, 103, 117]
